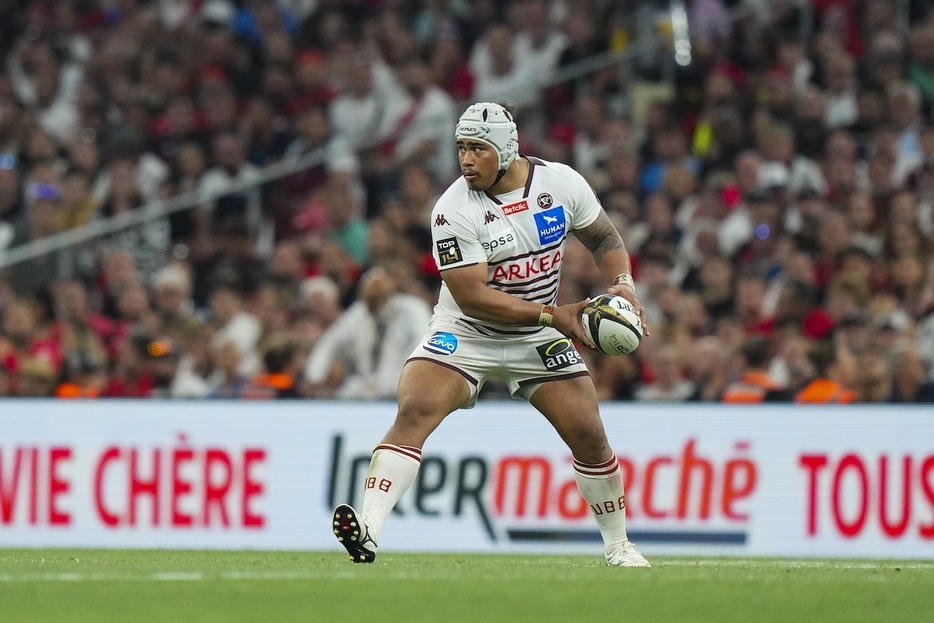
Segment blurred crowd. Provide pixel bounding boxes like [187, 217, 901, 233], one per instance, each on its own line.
[0, 0, 933, 404]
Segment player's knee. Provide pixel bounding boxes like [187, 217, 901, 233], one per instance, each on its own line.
[396, 391, 448, 423]
[565, 424, 611, 463]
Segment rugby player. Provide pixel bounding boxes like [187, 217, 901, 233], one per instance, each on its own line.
[333, 102, 650, 567]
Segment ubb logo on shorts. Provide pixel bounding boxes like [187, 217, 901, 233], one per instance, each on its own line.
[424, 331, 458, 355]
[535, 338, 582, 370]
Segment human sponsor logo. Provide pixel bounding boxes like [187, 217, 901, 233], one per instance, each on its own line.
[482, 231, 517, 253]
[423, 331, 458, 355]
[537, 193, 553, 209]
[502, 201, 529, 216]
[434, 214, 450, 227]
[484, 210, 500, 224]
[534, 207, 566, 244]
[535, 338, 583, 370]
[435, 237, 462, 266]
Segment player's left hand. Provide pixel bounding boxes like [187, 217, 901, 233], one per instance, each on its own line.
[607, 284, 650, 337]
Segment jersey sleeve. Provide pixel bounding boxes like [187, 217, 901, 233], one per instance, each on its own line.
[430, 197, 486, 270]
[566, 166, 603, 230]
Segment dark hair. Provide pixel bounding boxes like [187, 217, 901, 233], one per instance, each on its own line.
[741, 335, 771, 369]
[263, 342, 297, 374]
[807, 340, 837, 377]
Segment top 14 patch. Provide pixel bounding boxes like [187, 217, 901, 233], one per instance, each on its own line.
[436, 237, 463, 266]
[534, 206, 567, 245]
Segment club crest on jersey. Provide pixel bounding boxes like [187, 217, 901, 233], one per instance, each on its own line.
[434, 214, 449, 227]
[534, 206, 566, 244]
[537, 193, 553, 209]
[502, 200, 529, 216]
[535, 338, 582, 370]
[424, 331, 458, 355]
[483, 210, 500, 224]
[435, 237, 462, 266]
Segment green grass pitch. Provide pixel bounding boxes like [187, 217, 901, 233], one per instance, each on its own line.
[0, 550, 931, 623]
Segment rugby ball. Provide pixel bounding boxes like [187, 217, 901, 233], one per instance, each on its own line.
[581, 294, 643, 355]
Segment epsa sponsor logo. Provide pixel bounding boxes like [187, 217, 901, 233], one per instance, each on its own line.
[424, 331, 458, 355]
[482, 231, 517, 252]
[326, 437, 757, 545]
[490, 250, 561, 282]
[534, 207, 566, 244]
[535, 338, 582, 370]
[503, 200, 529, 216]
[435, 237, 462, 266]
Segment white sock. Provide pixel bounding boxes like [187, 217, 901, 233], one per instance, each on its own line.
[360, 444, 422, 546]
[574, 454, 630, 551]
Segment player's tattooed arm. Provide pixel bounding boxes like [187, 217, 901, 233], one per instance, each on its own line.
[573, 210, 625, 265]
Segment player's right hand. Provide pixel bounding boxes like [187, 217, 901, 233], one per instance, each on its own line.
[552, 300, 596, 350]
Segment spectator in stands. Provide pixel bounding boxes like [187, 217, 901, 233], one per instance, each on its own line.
[53, 279, 112, 366]
[890, 344, 934, 402]
[722, 335, 790, 403]
[635, 342, 694, 402]
[206, 337, 250, 399]
[389, 56, 458, 183]
[245, 341, 301, 399]
[8, 182, 63, 295]
[853, 347, 894, 403]
[151, 263, 197, 338]
[428, 24, 475, 102]
[303, 266, 430, 399]
[470, 22, 540, 118]
[292, 275, 342, 353]
[102, 333, 158, 398]
[206, 281, 262, 377]
[198, 130, 263, 243]
[795, 339, 856, 404]
[0, 297, 62, 394]
[687, 336, 730, 402]
[58, 168, 98, 230]
[55, 349, 105, 399]
[0, 154, 22, 250]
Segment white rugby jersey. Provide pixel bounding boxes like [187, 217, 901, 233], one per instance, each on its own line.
[429, 156, 602, 337]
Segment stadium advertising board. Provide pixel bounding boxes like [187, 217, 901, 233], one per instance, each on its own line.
[0, 401, 932, 559]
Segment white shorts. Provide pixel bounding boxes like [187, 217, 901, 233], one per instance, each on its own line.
[406, 317, 590, 408]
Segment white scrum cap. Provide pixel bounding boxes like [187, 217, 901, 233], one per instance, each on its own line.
[454, 102, 519, 171]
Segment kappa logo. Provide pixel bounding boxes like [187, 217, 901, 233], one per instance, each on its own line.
[435, 237, 463, 266]
[502, 201, 529, 216]
[434, 214, 450, 227]
[537, 193, 553, 209]
[534, 206, 566, 245]
[535, 338, 582, 370]
[484, 210, 500, 224]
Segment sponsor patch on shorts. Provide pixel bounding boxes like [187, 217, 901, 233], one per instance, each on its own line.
[534, 207, 566, 245]
[535, 338, 583, 370]
[436, 237, 463, 266]
[424, 331, 458, 355]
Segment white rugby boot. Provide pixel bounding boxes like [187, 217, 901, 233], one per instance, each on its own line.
[605, 541, 651, 567]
